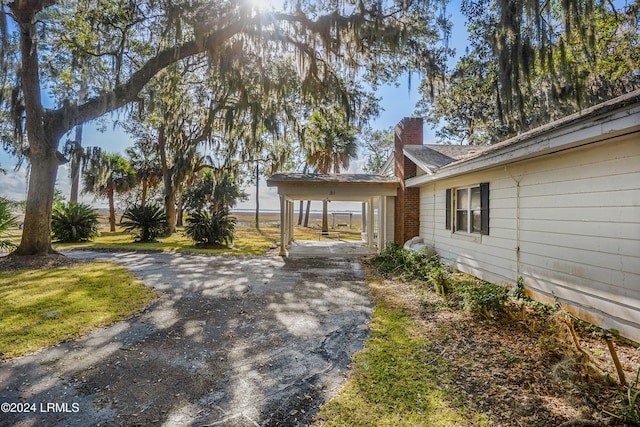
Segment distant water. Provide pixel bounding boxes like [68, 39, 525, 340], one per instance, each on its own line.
[232, 208, 362, 214]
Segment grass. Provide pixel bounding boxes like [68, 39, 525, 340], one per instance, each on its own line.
[313, 269, 490, 427]
[52, 224, 363, 255]
[54, 226, 279, 255]
[0, 262, 157, 360]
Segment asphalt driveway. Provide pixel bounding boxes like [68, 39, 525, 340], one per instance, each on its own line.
[0, 251, 372, 426]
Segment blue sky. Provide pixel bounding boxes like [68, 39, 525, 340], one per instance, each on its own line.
[0, 1, 468, 210]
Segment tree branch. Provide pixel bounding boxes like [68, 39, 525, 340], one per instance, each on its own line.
[47, 19, 246, 136]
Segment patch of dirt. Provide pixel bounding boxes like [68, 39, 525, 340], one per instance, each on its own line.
[365, 263, 640, 427]
[0, 253, 91, 271]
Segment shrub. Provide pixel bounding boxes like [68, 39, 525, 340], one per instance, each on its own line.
[121, 204, 168, 242]
[452, 280, 510, 319]
[0, 197, 18, 251]
[373, 243, 406, 273]
[184, 209, 236, 248]
[624, 366, 640, 424]
[373, 243, 441, 283]
[51, 201, 99, 242]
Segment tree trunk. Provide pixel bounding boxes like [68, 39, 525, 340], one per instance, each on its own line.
[70, 74, 87, 203]
[322, 200, 329, 233]
[14, 153, 59, 255]
[303, 200, 311, 227]
[255, 162, 260, 230]
[176, 184, 184, 227]
[164, 183, 177, 234]
[13, 9, 60, 256]
[108, 187, 116, 232]
[158, 124, 177, 234]
[297, 164, 307, 225]
[141, 179, 148, 207]
[69, 127, 82, 203]
[297, 200, 304, 225]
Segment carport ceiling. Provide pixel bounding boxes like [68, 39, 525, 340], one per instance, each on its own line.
[267, 173, 400, 201]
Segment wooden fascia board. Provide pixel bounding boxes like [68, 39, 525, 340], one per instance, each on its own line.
[275, 181, 398, 201]
[380, 155, 395, 176]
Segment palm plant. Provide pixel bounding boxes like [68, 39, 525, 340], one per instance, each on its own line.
[51, 202, 100, 242]
[304, 110, 358, 232]
[126, 141, 162, 208]
[0, 197, 18, 251]
[184, 209, 236, 248]
[121, 204, 168, 242]
[83, 151, 137, 232]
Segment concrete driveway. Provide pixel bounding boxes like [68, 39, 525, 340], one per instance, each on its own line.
[0, 251, 372, 427]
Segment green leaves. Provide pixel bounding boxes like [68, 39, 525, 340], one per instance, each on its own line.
[0, 197, 18, 251]
[51, 201, 100, 243]
[82, 151, 137, 197]
[304, 110, 358, 174]
[423, 0, 640, 144]
[121, 204, 169, 242]
[184, 209, 236, 248]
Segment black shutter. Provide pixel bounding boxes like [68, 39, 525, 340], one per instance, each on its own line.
[480, 182, 490, 235]
[445, 188, 451, 230]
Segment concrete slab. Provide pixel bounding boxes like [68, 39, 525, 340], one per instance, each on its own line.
[0, 251, 372, 427]
[285, 240, 375, 258]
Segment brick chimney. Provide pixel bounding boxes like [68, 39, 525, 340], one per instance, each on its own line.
[394, 117, 422, 245]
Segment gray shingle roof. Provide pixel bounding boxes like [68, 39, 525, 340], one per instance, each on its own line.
[404, 144, 490, 172]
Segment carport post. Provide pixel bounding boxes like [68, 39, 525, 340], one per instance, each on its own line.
[289, 201, 295, 242]
[378, 196, 386, 252]
[368, 197, 375, 250]
[279, 195, 287, 256]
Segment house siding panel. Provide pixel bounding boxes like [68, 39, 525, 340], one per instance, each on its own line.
[416, 133, 640, 341]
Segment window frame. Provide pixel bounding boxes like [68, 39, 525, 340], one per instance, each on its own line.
[445, 183, 489, 236]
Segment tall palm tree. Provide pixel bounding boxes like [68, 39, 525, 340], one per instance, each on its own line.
[83, 151, 137, 232]
[175, 151, 215, 227]
[126, 141, 162, 208]
[304, 111, 358, 232]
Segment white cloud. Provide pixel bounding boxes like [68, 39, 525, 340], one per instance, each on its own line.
[0, 167, 28, 201]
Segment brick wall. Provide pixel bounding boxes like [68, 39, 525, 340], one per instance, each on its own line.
[394, 117, 422, 245]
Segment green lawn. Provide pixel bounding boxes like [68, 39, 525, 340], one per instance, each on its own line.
[53, 226, 280, 255]
[52, 224, 363, 255]
[0, 261, 157, 360]
[313, 267, 490, 427]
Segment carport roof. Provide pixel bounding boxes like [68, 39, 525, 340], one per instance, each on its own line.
[267, 173, 400, 201]
[267, 173, 399, 184]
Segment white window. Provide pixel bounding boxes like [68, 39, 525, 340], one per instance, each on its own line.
[456, 186, 482, 233]
[446, 183, 489, 235]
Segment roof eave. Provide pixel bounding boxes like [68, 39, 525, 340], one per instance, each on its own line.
[402, 148, 435, 175]
[407, 101, 640, 187]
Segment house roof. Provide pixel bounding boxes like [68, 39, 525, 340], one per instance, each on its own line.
[406, 89, 640, 187]
[404, 144, 490, 174]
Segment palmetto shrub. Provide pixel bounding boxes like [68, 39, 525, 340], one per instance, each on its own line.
[0, 197, 18, 251]
[51, 201, 100, 242]
[184, 209, 236, 248]
[121, 204, 168, 242]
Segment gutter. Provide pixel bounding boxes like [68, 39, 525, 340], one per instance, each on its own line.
[406, 99, 640, 187]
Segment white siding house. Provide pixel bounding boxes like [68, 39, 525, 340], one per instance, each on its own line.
[400, 91, 640, 342]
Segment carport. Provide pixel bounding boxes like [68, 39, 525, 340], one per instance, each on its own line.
[266, 173, 400, 256]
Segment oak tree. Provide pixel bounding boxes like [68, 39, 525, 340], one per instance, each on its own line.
[1, 0, 448, 255]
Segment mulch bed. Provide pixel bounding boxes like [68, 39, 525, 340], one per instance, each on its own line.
[0, 253, 91, 271]
[369, 266, 640, 427]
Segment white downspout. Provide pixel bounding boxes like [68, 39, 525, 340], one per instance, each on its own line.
[505, 166, 523, 282]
